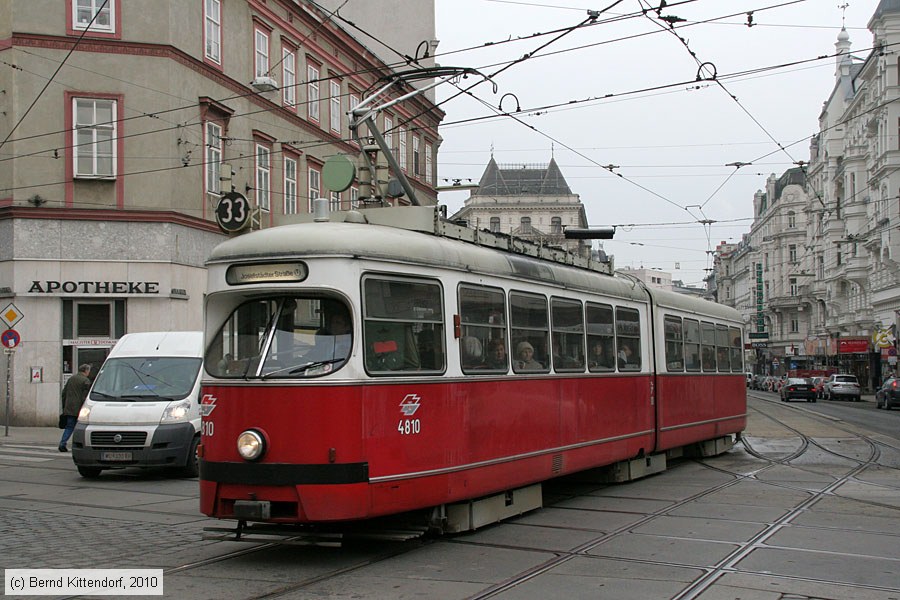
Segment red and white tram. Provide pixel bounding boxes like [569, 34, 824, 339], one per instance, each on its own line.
[199, 206, 746, 533]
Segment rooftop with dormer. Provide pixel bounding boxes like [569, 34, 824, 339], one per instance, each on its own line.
[474, 157, 574, 197]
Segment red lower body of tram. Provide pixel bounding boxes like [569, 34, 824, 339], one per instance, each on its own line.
[199, 374, 745, 524]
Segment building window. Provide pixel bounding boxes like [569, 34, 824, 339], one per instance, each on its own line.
[384, 115, 393, 157]
[490, 217, 500, 232]
[425, 142, 433, 184]
[790, 317, 799, 333]
[204, 0, 221, 64]
[284, 156, 297, 214]
[788, 211, 795, 228]
[282, 48, 296, 108]
[307, 63, 320, 122]
[817, 256, 824, 279]
[836, 244, 842, 266]
[73, 0, 114, 33]
[350, 186, 359, 208]
[764, 253, 769, 272]
[789, 244, 797, 263]
[413, 136, 421, 177]
[789, 277, 797, 296]
[254, 29, 269, 79]
[205, 121, 222, 195]
[348, 92, 360, 141]
[330, 191, 341, 212]
[330, 80, 341, 133]
[550, 216, 562, 234]
[73, 98, 116, 178]
[255, 144, 270, 211]
[521, 216, 532, 233]
[398, 126, 407, 171]
[308, 166, 320, 212]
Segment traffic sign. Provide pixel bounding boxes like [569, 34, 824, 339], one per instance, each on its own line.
[0, 303, 23, 328]
[1, 329, 20, 349]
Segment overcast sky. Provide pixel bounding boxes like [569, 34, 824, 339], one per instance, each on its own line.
[432, 0, 881, 286]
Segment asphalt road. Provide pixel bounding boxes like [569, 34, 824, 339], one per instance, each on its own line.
[751, 387, 900, 439]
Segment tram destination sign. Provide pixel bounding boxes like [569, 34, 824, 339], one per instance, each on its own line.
[226, 262, 308, 285]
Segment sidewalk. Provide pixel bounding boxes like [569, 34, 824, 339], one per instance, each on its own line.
[0, 426, 63, 447]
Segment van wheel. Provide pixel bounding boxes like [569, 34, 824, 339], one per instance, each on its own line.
[77, 466, 102, 478]
[180, 436, 200, 478]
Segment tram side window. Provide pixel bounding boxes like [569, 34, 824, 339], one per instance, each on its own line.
[684, 318, 701, 371]
[551, 297, 585, 372]
[729, 326, 743, 372]
[716, 324, 732, 372]
[459, 285, 508, 373]
[664, 315, 684, 371]
[363, 276, 444, 375]
[701, 321, 717, 372]
[586, 302, 615, 372]
[616, 307, 641, 371]
[510, 292, 550, 374]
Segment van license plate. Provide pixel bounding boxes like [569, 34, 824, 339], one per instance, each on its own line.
[101, 452, 132, 461]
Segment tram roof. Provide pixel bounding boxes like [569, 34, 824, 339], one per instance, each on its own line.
[207, 206, 739, 321]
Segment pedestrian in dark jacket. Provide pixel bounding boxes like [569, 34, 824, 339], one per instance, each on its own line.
[59, 364, 91, 452]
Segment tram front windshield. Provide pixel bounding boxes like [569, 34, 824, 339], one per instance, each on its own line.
[206, 296, 352, 379]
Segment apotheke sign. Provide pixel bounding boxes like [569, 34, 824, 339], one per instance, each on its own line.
[27, 281, 160, 295]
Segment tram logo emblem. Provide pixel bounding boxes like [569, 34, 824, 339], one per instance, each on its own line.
[200, 394, 217, 417]
[399, 394, 421, 416]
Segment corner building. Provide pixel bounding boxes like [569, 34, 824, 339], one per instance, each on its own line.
[0, 0, 443, 425]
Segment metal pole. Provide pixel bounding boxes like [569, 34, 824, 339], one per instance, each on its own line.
[4, 351, 11, 436]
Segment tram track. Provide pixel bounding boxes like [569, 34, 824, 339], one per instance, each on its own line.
[462, 397, 899, 600]
[668, 399, 890, 600]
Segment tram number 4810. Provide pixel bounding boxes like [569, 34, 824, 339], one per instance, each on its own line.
[397, 419, 421, 435]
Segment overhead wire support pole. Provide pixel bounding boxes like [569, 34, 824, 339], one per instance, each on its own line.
[350, 67, 493, 207]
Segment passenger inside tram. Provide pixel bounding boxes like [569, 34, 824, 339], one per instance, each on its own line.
[481, 338, 507, 370]
[515, 341, 543, 371]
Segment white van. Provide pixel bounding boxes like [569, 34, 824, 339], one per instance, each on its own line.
[71, 331, 203, 478]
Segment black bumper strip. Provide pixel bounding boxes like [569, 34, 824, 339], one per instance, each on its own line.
[200, 460, 369, 485]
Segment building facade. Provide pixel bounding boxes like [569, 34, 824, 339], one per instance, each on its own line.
[450, 157, 592, 258]
[0, 0, 442, 425]
[715, 1, 900, 390]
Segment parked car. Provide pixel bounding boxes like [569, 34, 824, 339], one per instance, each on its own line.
[875, 377, 900, 410]
[824, 374, 861, 402]
[780, 377, 817, 402]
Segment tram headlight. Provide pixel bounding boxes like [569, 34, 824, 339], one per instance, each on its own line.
[237, 429, 266, 461]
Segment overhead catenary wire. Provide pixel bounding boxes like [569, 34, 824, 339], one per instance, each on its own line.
[0, 0, 873, 163]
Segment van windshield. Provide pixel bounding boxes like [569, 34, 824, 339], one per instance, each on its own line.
[205, 296, 352, 379]
[90, 357, 202, 402]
